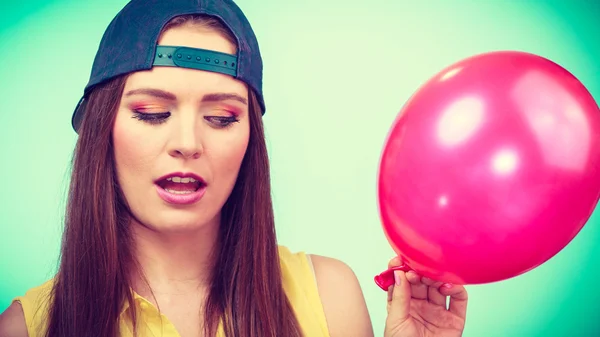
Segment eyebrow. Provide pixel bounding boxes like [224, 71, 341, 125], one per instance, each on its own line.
[124, 88, 248, 105]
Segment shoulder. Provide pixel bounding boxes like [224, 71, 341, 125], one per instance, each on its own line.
[308, 254, 374, 337]
[276, 246, 374, 337]
[0, 279, 55, 337]
[0, 302, 29, 337]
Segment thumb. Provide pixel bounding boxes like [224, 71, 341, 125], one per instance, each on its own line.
[386, 270, 411, 328]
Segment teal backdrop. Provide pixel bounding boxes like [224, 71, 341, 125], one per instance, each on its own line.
[1, 1, 599, 336]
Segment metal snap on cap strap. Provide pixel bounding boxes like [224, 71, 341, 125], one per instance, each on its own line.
[153, 45, 237, 77]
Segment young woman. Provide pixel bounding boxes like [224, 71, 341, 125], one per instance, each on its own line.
[0, 1, 468, 336]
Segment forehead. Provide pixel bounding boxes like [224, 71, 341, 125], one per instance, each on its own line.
[124, 25, 247, 96]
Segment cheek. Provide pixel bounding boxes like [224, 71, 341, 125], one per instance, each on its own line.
[112, 111, 157, 184]
[210, 127, 250, 181]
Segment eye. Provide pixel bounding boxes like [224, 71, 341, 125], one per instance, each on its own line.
[204, 116, 240, 128]
[132, 111, 171, 125]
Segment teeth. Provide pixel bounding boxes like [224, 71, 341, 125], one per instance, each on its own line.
[165, 176, 199, 183]
[164, 189, 194, 194]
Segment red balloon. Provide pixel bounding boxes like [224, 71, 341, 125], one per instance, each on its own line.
[374, 51, 600, 290]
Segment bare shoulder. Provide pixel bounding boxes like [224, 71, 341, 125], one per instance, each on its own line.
[308, 254, 374, 337]
[0, 301, 29, 337]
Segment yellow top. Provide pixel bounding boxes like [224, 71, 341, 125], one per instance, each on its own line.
[13, 246, 330, 337]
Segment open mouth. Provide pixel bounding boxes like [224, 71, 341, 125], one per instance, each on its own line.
[156, 176, 205, 195]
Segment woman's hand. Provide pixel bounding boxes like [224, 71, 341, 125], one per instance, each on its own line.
[384, 257, 468, 337]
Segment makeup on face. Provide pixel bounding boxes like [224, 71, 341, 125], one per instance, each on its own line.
[154, 172, 207, 205]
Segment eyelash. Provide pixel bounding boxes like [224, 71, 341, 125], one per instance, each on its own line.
[131, 111, 240, 128]
[132, 111, 170, 125]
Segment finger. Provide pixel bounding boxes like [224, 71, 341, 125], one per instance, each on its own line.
[405, 271, 427, 300]
[386, 270, 411, 326]
[421, 276, 444, 288]
[387, 256, 403, 269]
[421, 277, 446, 307]
[426, 286, 447, 307]
[440, 284, 468, 319]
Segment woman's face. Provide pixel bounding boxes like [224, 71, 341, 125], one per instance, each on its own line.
[113, 25, 250, 233]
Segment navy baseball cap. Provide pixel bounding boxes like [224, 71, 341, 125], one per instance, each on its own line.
[71, 0, 265, 133]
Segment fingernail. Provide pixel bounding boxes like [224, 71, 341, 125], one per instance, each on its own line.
[394, 270, 401, 285]
[443, 283, 453, 289]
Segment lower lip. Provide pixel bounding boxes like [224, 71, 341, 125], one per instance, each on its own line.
[155, 184, 206, 205]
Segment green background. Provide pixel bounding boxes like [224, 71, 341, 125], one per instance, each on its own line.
[1, 0, 599, 336]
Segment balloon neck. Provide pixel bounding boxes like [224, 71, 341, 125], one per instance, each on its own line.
[374, 264, 411, 291]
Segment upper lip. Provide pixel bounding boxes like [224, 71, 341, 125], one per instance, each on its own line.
[154, 172, 206, 184]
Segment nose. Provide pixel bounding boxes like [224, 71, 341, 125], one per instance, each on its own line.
[167, 115, 203, 160]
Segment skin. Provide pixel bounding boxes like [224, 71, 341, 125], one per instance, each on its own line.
[0, 303, 27, 337]
[0, 25, 469, 337]
[307, 256, 468, 337]
[383, 257, 468, 337]
[116, 25, 251, 337]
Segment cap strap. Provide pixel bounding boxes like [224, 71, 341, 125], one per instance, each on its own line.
[153, 46, 237, 77]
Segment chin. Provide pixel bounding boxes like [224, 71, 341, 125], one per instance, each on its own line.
[129, 207, 219, 234]
[154, 212, 219, 233]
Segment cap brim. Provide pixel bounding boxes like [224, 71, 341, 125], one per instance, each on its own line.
[71, 96, 86, 133]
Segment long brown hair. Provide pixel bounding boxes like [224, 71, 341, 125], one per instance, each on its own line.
[44, 15, 303, 337]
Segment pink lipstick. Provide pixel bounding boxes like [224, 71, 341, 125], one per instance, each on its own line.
[154, 172, 206, 205]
